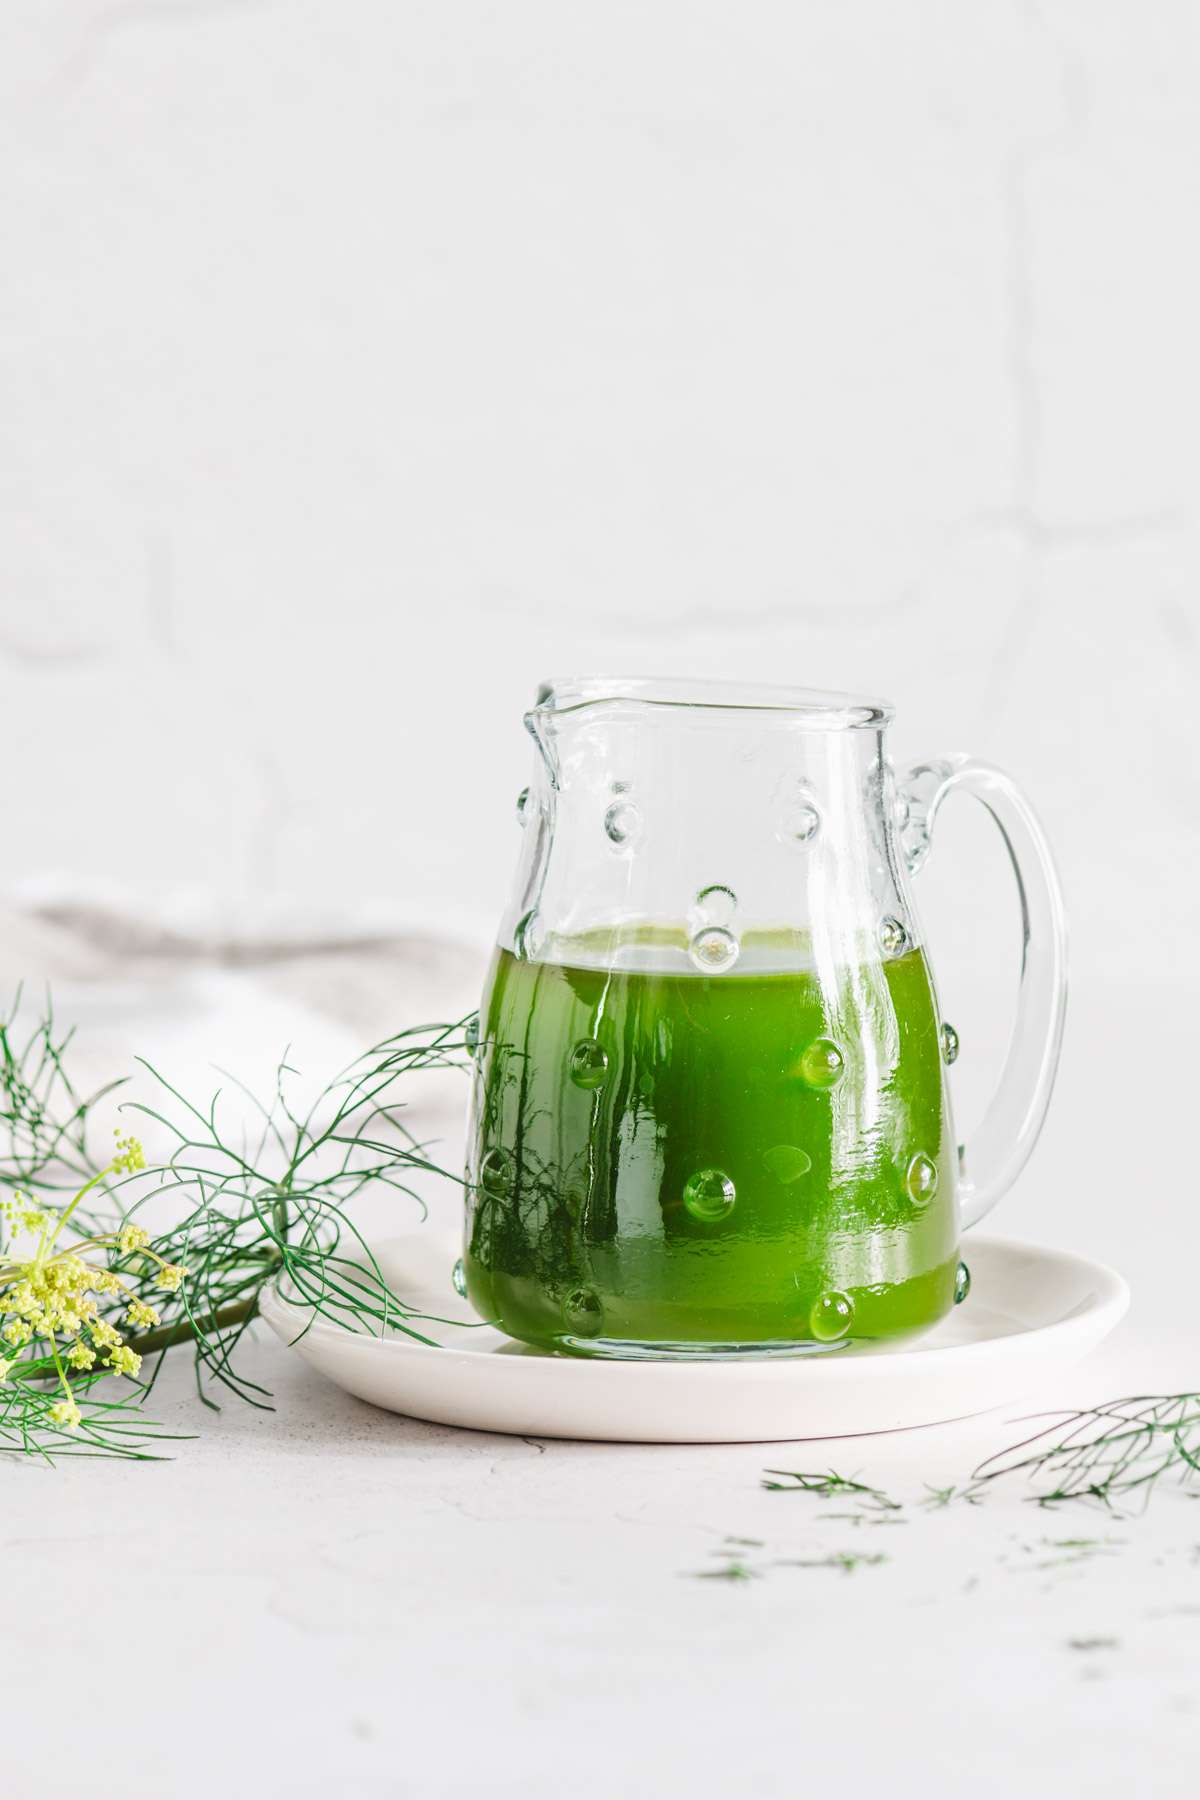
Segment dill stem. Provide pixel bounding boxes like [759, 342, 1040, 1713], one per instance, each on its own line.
[128, 1296, 263, 1357]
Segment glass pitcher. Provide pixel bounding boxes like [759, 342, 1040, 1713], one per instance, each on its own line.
[463, 678, 1066, 1359]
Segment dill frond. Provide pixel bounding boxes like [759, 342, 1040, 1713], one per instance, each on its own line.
[974, 1395, 1200, 1511]
[0, 992, 474, 1458]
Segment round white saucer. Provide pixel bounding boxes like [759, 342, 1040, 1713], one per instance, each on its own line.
[259, 1232, 1129, 1444]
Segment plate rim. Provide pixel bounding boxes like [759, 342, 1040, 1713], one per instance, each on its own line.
[259, 1234, 1131, 1379]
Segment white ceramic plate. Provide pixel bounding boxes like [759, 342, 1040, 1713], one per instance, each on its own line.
[259, 1232, 1129, 1444]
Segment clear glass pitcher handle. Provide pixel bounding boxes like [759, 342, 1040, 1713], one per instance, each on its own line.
[898, 756, 1068, 1230]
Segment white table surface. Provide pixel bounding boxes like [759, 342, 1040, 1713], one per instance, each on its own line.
[5, 1317, 1197, 1800]
[2, 911, 1197, 1799]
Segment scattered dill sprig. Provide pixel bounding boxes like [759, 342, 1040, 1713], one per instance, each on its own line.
[762, 1469, 903, 1511]
[818, 1511, 908, 1528]
[922, 1483, 986, 1509]
[691, 1562, 760, 1582]
[776, 1550, 889, 1575]
[1015, 1535, 1126, 1573]
[974, 1396, 1200, 1511]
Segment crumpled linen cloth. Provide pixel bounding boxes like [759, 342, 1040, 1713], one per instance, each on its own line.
[0, 892, 487, 1206]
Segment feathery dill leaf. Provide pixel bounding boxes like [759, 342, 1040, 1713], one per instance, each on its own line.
[0, 992, 473, 1458]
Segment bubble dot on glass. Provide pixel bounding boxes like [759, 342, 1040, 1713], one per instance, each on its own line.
[954, 1261, 971, 1305]
[688, 926, 740, 974]
[563, 1288, 603, 1336]
[451, 1257, 468, 1299]
[515, 787, 531, 827]
[810, 1290, 855, 1343]
[941, 1021, 960, 1066]
[514, 909, 543, 961]
[878, 915, 909, 958]
[695, 882, 737, 916]
[798, 1037, 845, 1090]
[905, 1152, 939, 1206]
[569, 1038, 610, 1090]
[782, 802, 821, 845]
[762, 1144, 813, 1185]
[604, 801, 642, 846]
[682, 1167, 737, 1223]
[479, 1147, 514, 1197]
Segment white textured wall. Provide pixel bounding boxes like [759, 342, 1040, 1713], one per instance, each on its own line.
[2, 3, 1199, 1254]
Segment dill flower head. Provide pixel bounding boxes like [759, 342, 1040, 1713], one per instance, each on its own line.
[105, 1344, 141, 1379]
[0, 1190, 50, 1238]
[117, 1223, 150, 1255]
[47, 1396, 82, 1431]
[154, 1263, 188, 1293]
[3, 1255, 104, 1342]
[111, 1132, 146, 1176]
[125, 1299, 160, 1330]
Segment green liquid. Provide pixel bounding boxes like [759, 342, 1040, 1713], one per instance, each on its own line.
[464, 941, 958, 1356]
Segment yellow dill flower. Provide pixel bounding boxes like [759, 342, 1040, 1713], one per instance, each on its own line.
[117, 1223, 150, 1254]
[1, 1190, 54, 1237]
[105, 1344, 141, 1379]
[66, 1340, 96, 1371]
[154, 1263, 187, 1293]
[3, 1319, 31, 1347]
[47, 1396, 82, 1430]
[111, 1132, 146, 1176]
[88, 1317, 122, 1350]
[45, 1254, 87, 1291]
[125, 1299, 160, 1330]
[90, 1269, 122, 1296]
[5, 1279, 39, 1317]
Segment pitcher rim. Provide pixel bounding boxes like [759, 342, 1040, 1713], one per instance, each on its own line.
[531, 676, 894, 729]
